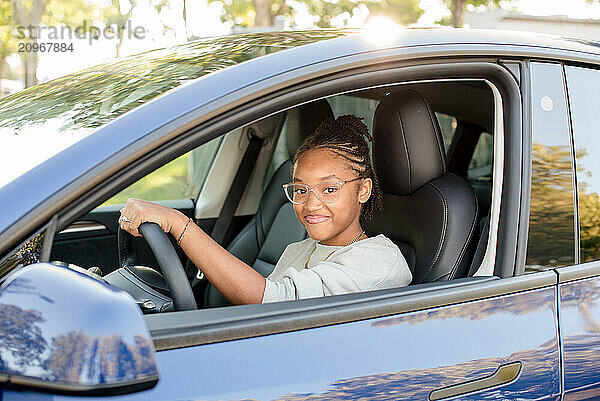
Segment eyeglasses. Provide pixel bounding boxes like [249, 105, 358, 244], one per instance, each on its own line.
[282, 177, 363, 204]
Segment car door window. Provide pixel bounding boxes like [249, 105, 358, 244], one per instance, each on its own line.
[327, 95, 379, 133]
[468, 132, 493, 181]
[565, 65, 600, 264]
[103, 136, 222, 205]
[435, 112, 457, 153]
[0, 222, 53, 278]
[526, 62, 576, 269]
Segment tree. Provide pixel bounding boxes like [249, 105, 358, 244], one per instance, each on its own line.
[10, 0, 93, 87]
[0, 303, 48, 373]
[440, 0, 501, 27]
[97, 0, 135, 58]
[0, 1, 18, 96]
[210, 0, 423, 29]
[97, 0, 175, 58]
[45, 332, 156, 383]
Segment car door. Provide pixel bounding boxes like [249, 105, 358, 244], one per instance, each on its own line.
[113, 65, 559, 401]
[0, 275, 558, 401]
[556, 63, 600, 401]
[147, 278, 561, 401]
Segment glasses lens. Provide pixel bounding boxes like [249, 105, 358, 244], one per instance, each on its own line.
[285, 184, 308, 204]
[315, 182, 341, 203]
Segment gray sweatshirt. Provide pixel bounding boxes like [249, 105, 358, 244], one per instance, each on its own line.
[261, 234, 412, 303]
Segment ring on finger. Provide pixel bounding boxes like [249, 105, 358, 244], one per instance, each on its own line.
[120, 216, 132, 223]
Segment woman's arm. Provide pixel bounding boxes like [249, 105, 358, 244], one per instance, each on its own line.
[119, 198, 266, 305]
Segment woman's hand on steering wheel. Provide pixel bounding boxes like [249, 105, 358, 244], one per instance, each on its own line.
[118, 198, 187, 238]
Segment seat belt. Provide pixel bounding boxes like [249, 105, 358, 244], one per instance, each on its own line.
[211, 132, 264, 245]
[189, 132, 263, 283]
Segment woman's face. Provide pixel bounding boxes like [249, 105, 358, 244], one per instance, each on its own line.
[292, 148, 372, 246]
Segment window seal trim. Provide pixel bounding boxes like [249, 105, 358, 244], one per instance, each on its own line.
[515, 60, 531, 275]
[147, 272, 556, 351]
[562, 63, 581, 265]
[472, 80, 504, 277]
[556, 261, 600, 283]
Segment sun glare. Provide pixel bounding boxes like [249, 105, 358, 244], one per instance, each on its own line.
[362, 16, 403, 45]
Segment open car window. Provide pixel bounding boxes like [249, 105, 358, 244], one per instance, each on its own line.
[102, 136, 223, 206]
[45, 77, 501, 315]
[468, 132, 493, 181]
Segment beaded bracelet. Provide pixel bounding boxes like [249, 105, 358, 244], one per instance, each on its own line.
[177, 218, 192, 246]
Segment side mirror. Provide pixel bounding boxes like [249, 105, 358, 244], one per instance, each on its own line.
[0, 263, 159, 395]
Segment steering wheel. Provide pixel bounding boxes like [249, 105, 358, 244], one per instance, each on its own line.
[118, 222, 197, 311]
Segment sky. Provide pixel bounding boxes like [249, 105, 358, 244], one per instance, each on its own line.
[5, 0, 600, 83]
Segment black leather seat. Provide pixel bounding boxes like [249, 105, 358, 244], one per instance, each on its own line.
[366, 90, 479, 284]
[203, 100, 334, 307]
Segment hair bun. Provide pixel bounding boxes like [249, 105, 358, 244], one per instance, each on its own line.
[335, 114, 373, 142]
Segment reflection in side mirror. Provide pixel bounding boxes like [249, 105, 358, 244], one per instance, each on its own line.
[0, 263, 159, 395]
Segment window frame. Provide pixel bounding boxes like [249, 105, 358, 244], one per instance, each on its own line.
[558, 61, 600, 283]
[524, 61, 578, 270]
[563, 62, 600, 267]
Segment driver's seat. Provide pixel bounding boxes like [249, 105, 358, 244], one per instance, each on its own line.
[203, 100, 334, 307]
[366, 90, 479, 283]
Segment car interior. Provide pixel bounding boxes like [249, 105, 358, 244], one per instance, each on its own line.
[49, 79, 496, 313]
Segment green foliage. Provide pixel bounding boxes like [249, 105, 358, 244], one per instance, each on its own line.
[98, 0, 132, 29]
[211, 0, 423, 28]
[104, 135, 222, 206]
[303, 0, 422, 28]
[580, 190, 600, 262]
[42, 0, 93, 27]
[434, 113, 456, 152]
[216, 0, 258, 27]
[0, 1, 18, 59]
[104, 153, 191, 205]
[10, 0, 93, 30]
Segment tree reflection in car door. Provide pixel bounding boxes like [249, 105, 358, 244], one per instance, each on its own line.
[132, 286, 560, 401]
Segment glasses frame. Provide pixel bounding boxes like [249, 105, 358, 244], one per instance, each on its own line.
[282, 177, 363, 204]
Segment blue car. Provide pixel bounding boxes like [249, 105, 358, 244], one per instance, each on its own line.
[1, 27, 600, 400]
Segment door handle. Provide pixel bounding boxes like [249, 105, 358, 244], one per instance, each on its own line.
[429, 361, 522, 401]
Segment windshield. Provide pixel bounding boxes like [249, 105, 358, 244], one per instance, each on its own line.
[0, 30, 351, 188]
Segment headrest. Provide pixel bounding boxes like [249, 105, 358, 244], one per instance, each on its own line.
[285, 99, 334, 157]
[251, 113, 284, 139]
[373, 90, 446, 195]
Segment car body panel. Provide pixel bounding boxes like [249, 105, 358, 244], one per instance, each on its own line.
[1, 284, 560, 400]
[559, 272, 600, 400]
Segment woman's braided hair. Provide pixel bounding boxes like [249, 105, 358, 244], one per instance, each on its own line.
[292, 114, 383, 221]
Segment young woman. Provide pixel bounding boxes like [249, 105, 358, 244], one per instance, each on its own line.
[119, 115, 412, 304]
